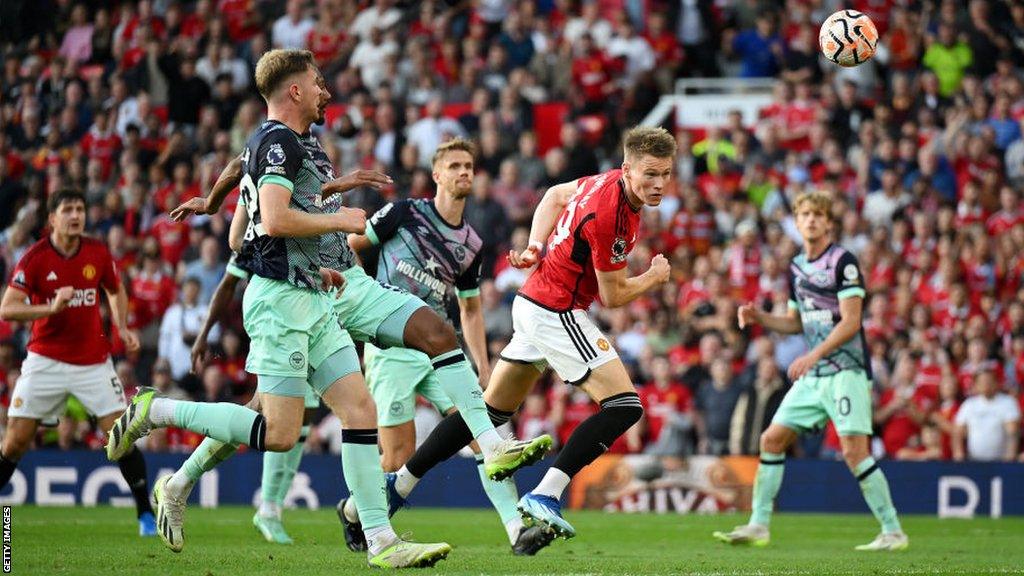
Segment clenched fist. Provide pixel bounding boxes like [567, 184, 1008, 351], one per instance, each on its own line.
[648, 254, 671, 284]
[50, 286, 74, 314]
[335, 207, 367, 234]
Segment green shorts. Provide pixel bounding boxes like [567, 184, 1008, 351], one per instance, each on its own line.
[772, 370, 873, 436]
[303, 387, 320, 409]
[333, 267, 427, 348]
[244, 276, 358, 398]
[364, 344, 455, 426]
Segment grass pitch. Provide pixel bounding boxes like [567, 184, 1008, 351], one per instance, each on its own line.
[14, 506, 1024, 575]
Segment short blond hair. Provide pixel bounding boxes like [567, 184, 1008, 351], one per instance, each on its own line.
[623, 126, 677, 161]
[254, 49, 315, 100]
[792, 190, 834, 216]
[432, 138, 476, 167]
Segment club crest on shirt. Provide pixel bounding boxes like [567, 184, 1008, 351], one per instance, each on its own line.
[597, 338, 610, 351]
[82, 264, 97, 280]
[267, 143, 286, 166]
[611, 237, 627, 264]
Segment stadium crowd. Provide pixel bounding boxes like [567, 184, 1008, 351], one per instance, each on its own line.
[0, 0, 1022, 465]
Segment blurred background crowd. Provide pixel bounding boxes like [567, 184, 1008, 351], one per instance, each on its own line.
[0, 0, 1022, 465]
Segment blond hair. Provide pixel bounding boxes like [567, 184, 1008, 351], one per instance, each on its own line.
[623, 126, 677, 161]
[792, 190, 834, 216]
[254, 49, 315, 100]
[432, 138, 476, 167]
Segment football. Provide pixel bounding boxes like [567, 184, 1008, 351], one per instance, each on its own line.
[819, 10, 878, 67]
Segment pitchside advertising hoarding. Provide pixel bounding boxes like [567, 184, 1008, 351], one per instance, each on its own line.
[1, 451, 1020, 518]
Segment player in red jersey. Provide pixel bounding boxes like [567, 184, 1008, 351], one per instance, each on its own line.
[389, 126, 675, 543]
[0, 190, 156, 536]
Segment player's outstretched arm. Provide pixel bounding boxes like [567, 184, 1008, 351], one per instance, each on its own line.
[0, 285, 70, 321]
[594, 253, 671, 308]
[322, 169, 393, 200]
[169, 154, 244, 221]
[191, 272, 242, 375]
[260, 184, 366, 237]
[509, 180, 577, 269]
[737, 303, 803, 334]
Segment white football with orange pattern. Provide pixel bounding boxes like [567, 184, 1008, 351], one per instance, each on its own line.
[819, 10, 879, 68]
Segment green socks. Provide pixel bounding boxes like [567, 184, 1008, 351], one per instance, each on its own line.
[342, 429, 389, 530]
[261, 425, 309, 506]
[181, 437, 239, 484]
[169, 400, 267, 449]
[476, 457, 520, 524]
[749, 452, 785, 527]
[430, 350, 502, 453]
[853, 457, 902, 534]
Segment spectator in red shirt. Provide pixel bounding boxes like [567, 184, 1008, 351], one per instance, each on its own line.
[876, 353, 936, 457]
[640, 357, 694, 456]
[570, 33, 618, 115]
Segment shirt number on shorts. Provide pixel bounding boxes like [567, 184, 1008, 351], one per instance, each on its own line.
[111, 377, 126, 404]
[838, 396, 851, 416]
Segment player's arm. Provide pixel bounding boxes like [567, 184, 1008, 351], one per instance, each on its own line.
[169, 154, 244, 221]
[322, 169, 393, 200]
[191, 270, 243, 374]
[228, 202, 248, 252]
[260, 183, 365, 236]
[457, 252, 489, 387]
[0, 285, 71, 321]
[738, 304, 803, 334]
[509, 180, 577, 268]
[594, 254, 671, 308]
[350, 201, 407, 252]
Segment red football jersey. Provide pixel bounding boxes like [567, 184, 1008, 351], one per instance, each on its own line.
[8, 237, 120, 365]
[520, 169, 641, 311]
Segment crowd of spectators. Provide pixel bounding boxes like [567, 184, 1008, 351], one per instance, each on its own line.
[0, 0, 1023, 465]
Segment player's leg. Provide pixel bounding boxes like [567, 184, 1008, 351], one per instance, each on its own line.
[316, 362, 451, 567]
[162, 393, 260, 501]
[397, 306, 506, 452]
[0, 417, 40, 489]
[311, 304, 451, 568]
[97, 410, 156, 535]
[827, 372, 907, 551]
[519, 358, 642, 539]
[74, 358, 155, 535]
[390, 358, 542, 502]
[0, 353, 66, 488]
[255, 390, 319, 544]
[714, 377, 824, 546]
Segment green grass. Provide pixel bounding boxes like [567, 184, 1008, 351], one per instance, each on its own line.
[13, 506, 1024, 575]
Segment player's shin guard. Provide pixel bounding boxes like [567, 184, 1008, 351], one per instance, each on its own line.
[405, 404, 513, 478]
[118, 446, 155, 517]
[341, 429, 390, 530]
[538, 392, 643, 498]
[0, 452, 17, 489]
[261, 425, 309, 511]
[163, 401, 267, 450]
[749, 452, 785, 526]
[430, 350, 502, 452]
[853, 457, 902, 534]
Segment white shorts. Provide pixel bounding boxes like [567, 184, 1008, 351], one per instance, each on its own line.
[8, 353, 127, 421]
[500, 296, 619, 385]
